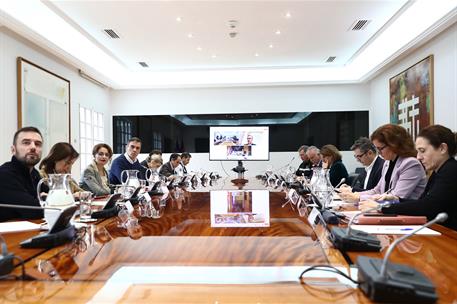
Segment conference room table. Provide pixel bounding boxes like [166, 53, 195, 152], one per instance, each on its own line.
[1, 177, 456, 303]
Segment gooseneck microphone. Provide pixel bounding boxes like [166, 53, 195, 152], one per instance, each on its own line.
[346, 204, 386, 236]
[379, 212, 448, 277]
[334, 178, 346, 189]
[356, 212, 447, 303]
[330, 205, 382, 251]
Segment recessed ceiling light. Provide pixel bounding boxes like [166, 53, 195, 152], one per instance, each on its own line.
[176, 17, 182, 22]
[285, 12, 291, 18]
[269, 44, 274, 48]
[211, 54, 217, 58]
[254, 53, 259, 57]
[275, 30, 281, 35]
[197, 46, 202, 51]
[187, 33, 193, 38]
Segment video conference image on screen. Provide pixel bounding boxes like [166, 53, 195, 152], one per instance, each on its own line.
[209, 126, 269, 161]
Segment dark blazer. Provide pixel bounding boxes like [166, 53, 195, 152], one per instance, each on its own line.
[0, 156, 43, 222]
[159, 161, 176, 177]
[383, 158, 457, 231]
[352, 156, 384, 192]
[329, 160, 349, 187]
[296, 160, 312, 177]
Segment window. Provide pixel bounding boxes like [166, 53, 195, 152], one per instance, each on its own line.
[153, 131, 162, 150]
[114, 118, 133, 153]
[80, 106, 104, 173]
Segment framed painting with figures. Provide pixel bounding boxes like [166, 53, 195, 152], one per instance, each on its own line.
[389, 55, 434, 139]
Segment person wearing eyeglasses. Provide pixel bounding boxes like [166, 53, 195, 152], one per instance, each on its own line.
[359, 125, 457, 230]
[345, 137, 384, 192]
[80, 143, 113, 196]
[339, 124, 426, 203]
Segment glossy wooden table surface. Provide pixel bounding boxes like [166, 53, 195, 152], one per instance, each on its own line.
[1, 178, 455, 303]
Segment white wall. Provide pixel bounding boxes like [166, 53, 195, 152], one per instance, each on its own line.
[111, 84, 370, 115]
[0, 27, 112, 179]
[369, 22, 457, 133]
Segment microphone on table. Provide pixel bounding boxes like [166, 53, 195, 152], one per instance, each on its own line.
[0, 203, 79, 249]
[277, 156, 295, 172]
[307, 185, 339, 224]
[329, 205, 383, 252]
[334, 178, 346, 190]
[356, 213, 447, 303]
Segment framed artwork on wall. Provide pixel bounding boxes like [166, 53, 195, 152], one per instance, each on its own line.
[389, 55, 434, 138]
[17, 57, 71, 156]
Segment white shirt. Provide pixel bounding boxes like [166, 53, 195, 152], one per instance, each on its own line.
[124, 152, 136, 164]
[364, 156, 378, 189]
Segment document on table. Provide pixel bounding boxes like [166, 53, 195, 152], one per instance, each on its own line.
[351, 225, 441, 235]
[0, 221, 42, 233]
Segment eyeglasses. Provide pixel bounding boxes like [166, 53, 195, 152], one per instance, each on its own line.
[354, 151, 367, 159]
[376, 145, 388, 153]
[97, 152, 110, 157]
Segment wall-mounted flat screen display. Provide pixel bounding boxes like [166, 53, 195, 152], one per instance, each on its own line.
[209, 126, 269, 161]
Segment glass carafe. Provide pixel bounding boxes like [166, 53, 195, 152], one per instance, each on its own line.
[121, 170, 140, 189]
[311, 168, 333, 208]
[36, 173, 75, 207]
[36, 173, 75, 229]
[145, 168, 160, 183]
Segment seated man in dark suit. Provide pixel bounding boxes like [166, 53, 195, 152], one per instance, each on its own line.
[348, 137, 384, 192]
[159, 153, 181, 180]
[295, 145, 312, 177]
[0, 127, 44, 221]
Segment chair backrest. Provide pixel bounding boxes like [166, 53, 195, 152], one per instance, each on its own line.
[354, 167, 365, 175]
[346, 173, 360, 187]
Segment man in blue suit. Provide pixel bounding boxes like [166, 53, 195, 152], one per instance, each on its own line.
[109, 137, 146, 184]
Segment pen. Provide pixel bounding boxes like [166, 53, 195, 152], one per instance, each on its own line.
[383, 187, 394, 195]
[378, 228, 414, 231]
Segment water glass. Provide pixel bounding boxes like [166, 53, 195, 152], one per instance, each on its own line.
[126, 218, 143, 240]
[139, 198, 152, 217]
[79, 191, 93, 222]
[117, 208, 130, 228]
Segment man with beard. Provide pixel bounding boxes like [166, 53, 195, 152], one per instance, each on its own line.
[0, 127, 44, 221]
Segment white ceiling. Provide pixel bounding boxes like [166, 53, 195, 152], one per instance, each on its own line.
[1, 1, 456, 88]
[47, 0, 407, 71]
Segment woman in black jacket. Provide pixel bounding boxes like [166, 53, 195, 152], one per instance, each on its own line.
[360, 125, 457, 230]
[320, 144, 349, 187]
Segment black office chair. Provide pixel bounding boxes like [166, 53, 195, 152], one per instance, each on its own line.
[346, 172, 360, 187]
[354, 167, 365, 175]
